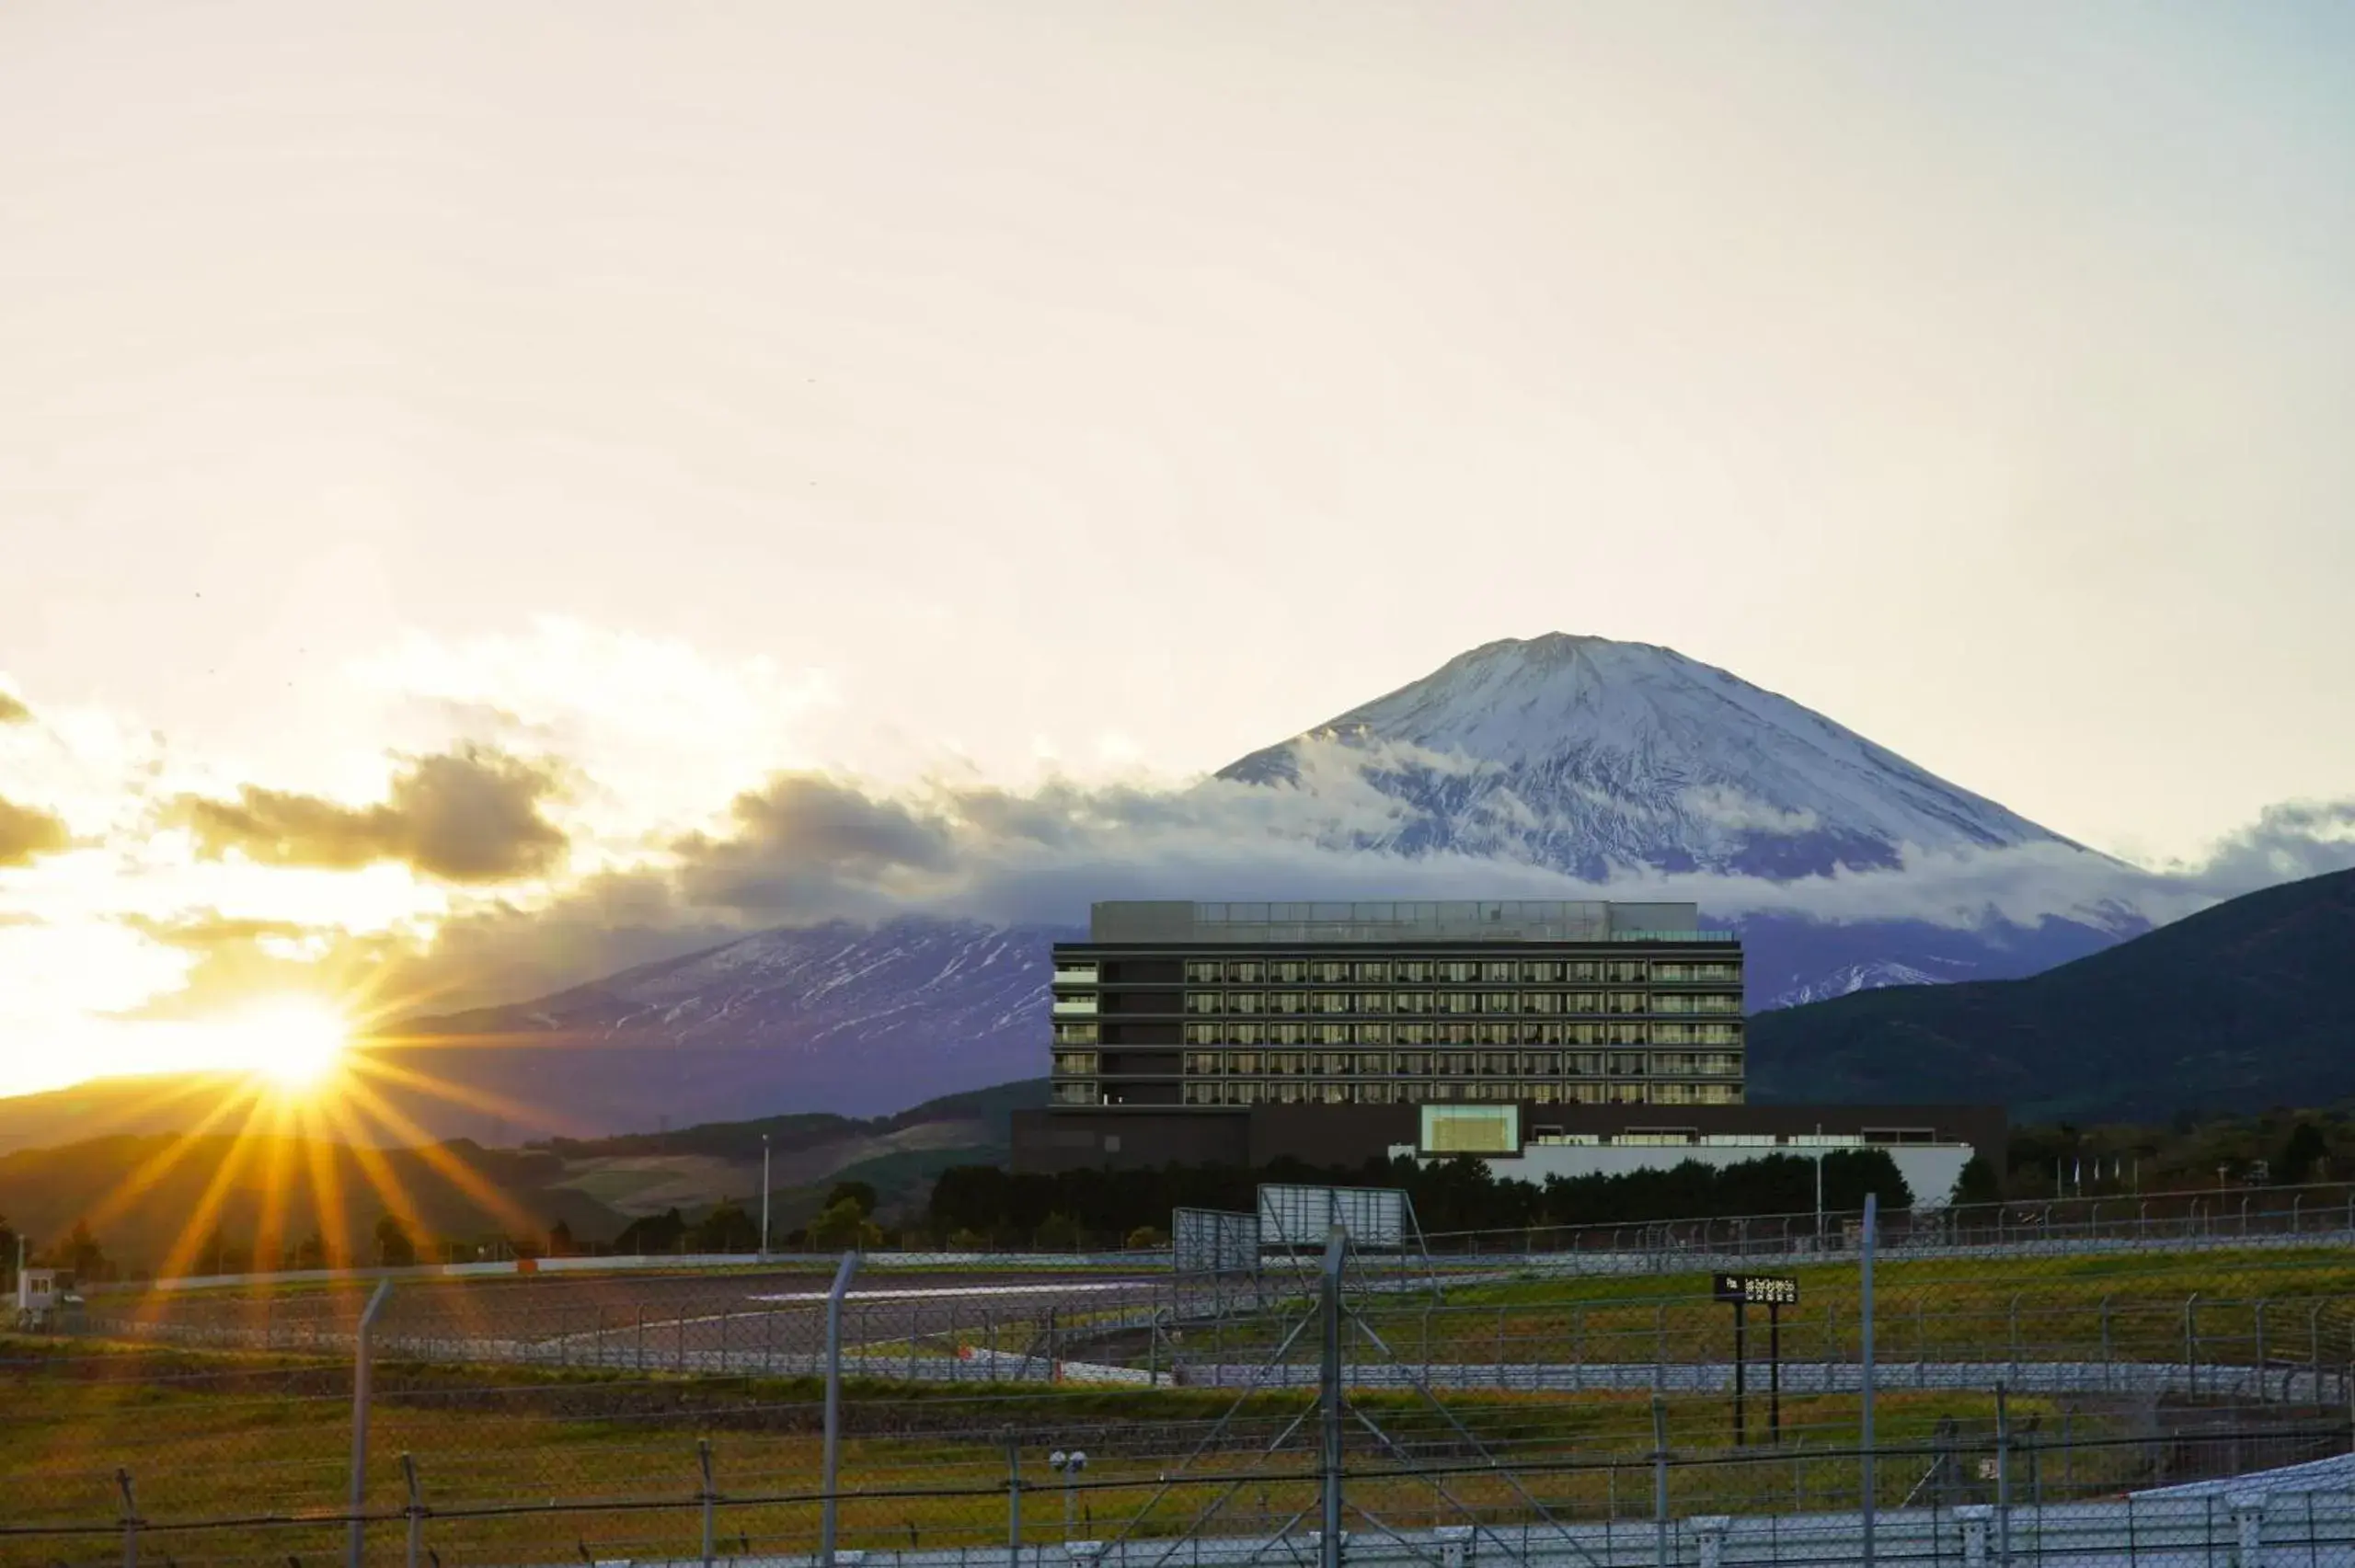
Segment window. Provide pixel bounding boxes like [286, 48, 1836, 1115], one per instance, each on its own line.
[1269, 1022, 1305, 1046]
[1396, 991, 1433, 1014]
[1651, 1082, 1697, 1105]
[1607, 991, 1648, 1013]
[1231, 1022, 1265, 1046]
[1607, 960, 1648, 983]
[1470, 1022, 1509, 1047]
[1396, 1051, 1430, 1076]
[1698, 1052, 1741, 1076]
[1054, 1051, 1099, 1074]
[1184, 1082, 1215, 1104]
[1359, 1082, 1395, 1104]
[1519, 1052, 1561, 1076]
[1052, 1081, 1096, 1105]
[1311, 960, 1350, 983]
[1479, 991, 1516, 1014]
[1522, 991, 1561, 1014]
[1182, 1051, 1219, 1074]
[1312, 990, 1350, 1013]
[1519, 960, 1562, 983]
[1269, 990, 1305, 1014]
[1400, 1082, 1430, 1103]
[1352, 960, 1390, 983]
[1440, 1051, 1473, 1076]
[1423, 1104, 1520, 1153]
[1698, 1082, 1740, 1104]
[1396, 1023, 1433, 1046]
[1354, 1021, 1392, 1046]
[1269, 1051, 1307, 1075]
[1229, 1051, 1261, 1074]
[1185, 960, 1223, 983]
[1651, 1052, 1696, 1075]
[1606, 1021, 1648, 1046]
[1565, 961, 1602, 983]
[1696, 994, 1743, 1014]
[1566, 991, 1603, 1013]
[1186, 991, 1223, 1014]
[1312, 1050, 1350, 1075]
[1439, 1022, 1475, 1046]
[1230, 991, 1264, 1014]
[1698, 1022, 1743, 1045]
[1226, 960, 1265, 983]
[1233, 1082, 1264, 1105]
[1184, 1023, 1218, 1046]
[1269, 960, 1308, 984]
[1478, 1051, 1514, 1075]
[1440, 991, 1477, 1014]
[1651, 962, 1692, 982]
[1566, 1052, 1602, 1077]
[1355, 991, 1391, 1013]
[1272, 1081, 1304, 1104]
[1651, 1022, 1695, 1044]
[1395, 960, 1432, 983]
[1564, 1022, 1604, 1045]
[1610, 1052, 1648, 1076]
[1354, 1052, 1391, 1076]
[1437, 960, 1478, 984]
[1480, 960, 1513, 982]
[1053, 1022, 1099, 1045]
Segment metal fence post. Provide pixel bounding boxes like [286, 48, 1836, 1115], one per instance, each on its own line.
[350, 1280, 394, 1568]
[822, 1251, 860, 1567]
[1005, 1427, 1024, 1568]
[1651, 1394, 1670, 1568]
[1994, 1383, 2013, 1568]
[115, 1467, 140, 1568]
[1320, 1224, 1346, 1568]
[697, 1437, 717, 1568]
[401, 1452, 424, 1568]
[1860, 1192, 1878, 1568]
[2185, 1294, 2201, 1399]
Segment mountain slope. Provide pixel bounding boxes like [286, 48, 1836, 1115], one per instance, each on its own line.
[1222, 634, 2097, 880]
[1746, 868, 2355, 1120]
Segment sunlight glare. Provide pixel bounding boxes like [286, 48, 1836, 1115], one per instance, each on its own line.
[224, 998, 351, 1091]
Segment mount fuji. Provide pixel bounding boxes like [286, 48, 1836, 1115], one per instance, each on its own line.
[1220, 633, 2095, 881]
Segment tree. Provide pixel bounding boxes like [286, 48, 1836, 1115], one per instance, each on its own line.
[374, 1214, 418, 1268]
[1125, 1225, 1168, 1250]
[40, 1220, 109, 1281]
[692, 1200, 760, 1253]
[1033, 1211, 1081, 1250]
[1949, 1155, 2003, 1208]
[826, 1181, 879, 1217]
[2280, 1123, 2329, 1186]
[809, 1197, 882, 1251]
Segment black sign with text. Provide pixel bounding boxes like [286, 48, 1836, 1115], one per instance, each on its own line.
[1712, 1273, 1800, 1306]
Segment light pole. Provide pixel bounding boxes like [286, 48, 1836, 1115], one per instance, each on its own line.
[1048, 1449, 1086, 1539]
[760, 1133, 772, 1262]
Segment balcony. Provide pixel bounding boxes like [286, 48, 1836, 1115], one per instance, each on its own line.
[1051, 995, 1098, 1016]
[1052, 967, 1098, 986]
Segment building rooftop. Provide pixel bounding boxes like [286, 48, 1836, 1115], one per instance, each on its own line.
[1085, 898, 1733, 944]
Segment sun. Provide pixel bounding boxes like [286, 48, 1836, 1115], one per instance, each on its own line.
[226, 998, 351, 1091]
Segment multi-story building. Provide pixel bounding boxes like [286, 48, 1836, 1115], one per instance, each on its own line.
[1050, 898, 1743, 1111]
[1016, 898, 2005, 1180]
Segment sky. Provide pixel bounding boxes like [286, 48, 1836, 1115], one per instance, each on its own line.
[3, 2, 2353, 1097]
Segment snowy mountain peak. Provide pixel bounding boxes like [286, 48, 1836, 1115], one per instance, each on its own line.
[1220, 633, 2084, 880]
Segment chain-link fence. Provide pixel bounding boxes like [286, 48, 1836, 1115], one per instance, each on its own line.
[10, 1196, 2355, 1566]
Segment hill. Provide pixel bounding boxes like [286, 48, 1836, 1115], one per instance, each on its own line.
[1747, 867, 2355, 1121]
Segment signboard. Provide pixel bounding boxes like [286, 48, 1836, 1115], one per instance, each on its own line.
[1258, 1185, 1409, 1251]
[1712, 1273, 1800, 1307]
[1172, 1208, 1260, 1276]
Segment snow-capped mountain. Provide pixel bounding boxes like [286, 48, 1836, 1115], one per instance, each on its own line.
[355, 633, 2152, 1132]
[1222, 634, 2091, 879]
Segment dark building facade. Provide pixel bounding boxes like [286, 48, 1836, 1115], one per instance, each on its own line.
[1014, 898, 2005, 1179]
[1050, 898, 1746, 1114]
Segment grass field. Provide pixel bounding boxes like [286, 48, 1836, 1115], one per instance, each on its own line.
[3, 1335, 2097, 1567]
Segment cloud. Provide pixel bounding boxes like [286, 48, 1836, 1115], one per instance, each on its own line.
[0, 690, 29, 725]
[0, 795, 70, 865]
[167, 745, 569, 884]
[2164, 797, 2355, 898]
